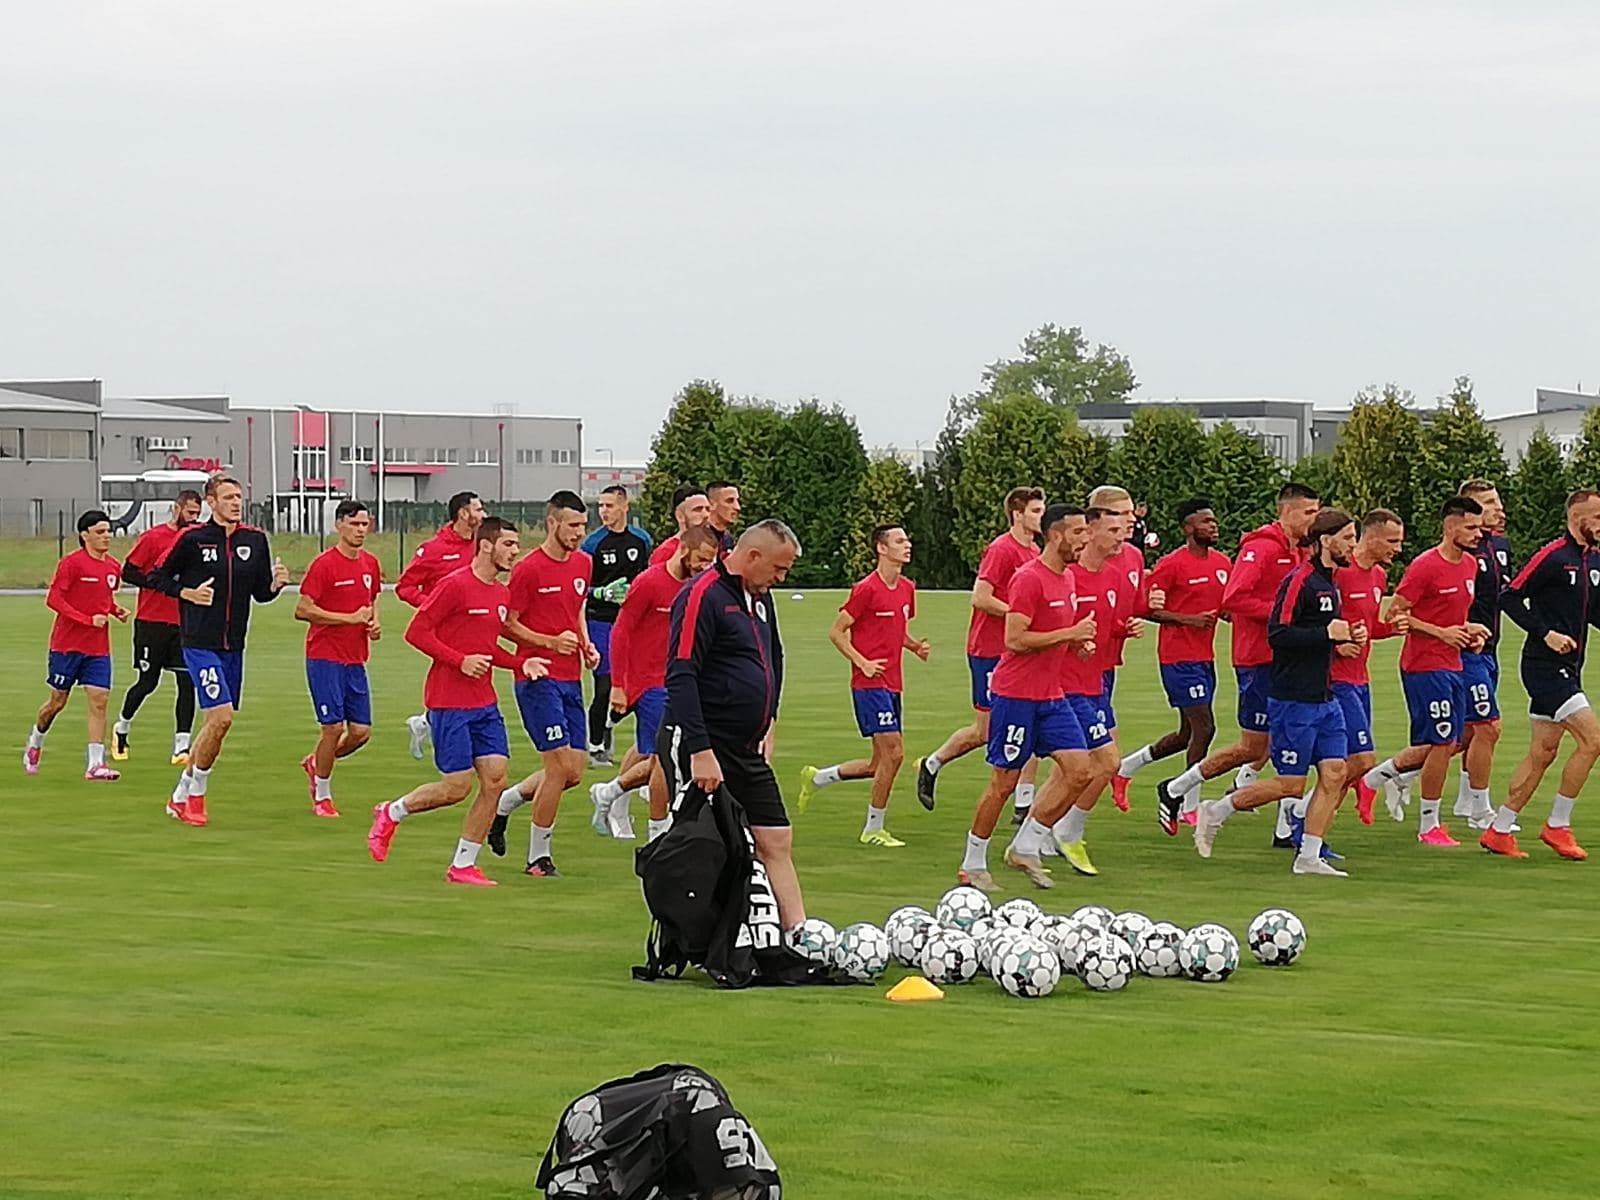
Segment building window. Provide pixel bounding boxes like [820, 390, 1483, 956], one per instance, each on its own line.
[294, 447, 329, 481]
[0, 428, 19, 459]
[148, 435, 190, 452]
[470, 448, 496, 465]
[341, 444, 375, 464]
[33, 428, 93, 461]
[384, 446, 418, 464]
[551, 448, 574, 465]
[426, 447, 460, 465]
[516, 448, 543, 466]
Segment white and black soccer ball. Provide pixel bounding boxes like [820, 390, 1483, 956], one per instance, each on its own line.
[834, 922, 893, 982]
[936, 886, 993, 932]
[564, 1093, 604, 1150]
[886, 912, 937, 967]
[1135, 921, 1185, 978]
[791, 917, 838, 966]
[1049, 918, 1093, 976]
[993, 897, 1043, 930]
[1028, 912, 1076, 951]
[919, 929, 980, 984]
[975, 923, 1021, 975]
[1180, 922, 1240, 983]
[1247, 908, 1307, 967]
[1070, 903, 1114, 931]
[967, 915, 999, 945]
[1109, 911, 1155, 949]
[885, 904, 932, 932]
[1078, 933, 1135, 992]
[995, 941, 1062, 999]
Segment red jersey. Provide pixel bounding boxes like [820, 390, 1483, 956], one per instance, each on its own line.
[1397, 547, 1478, 674]
[1147, 547, 1230, 665]
[1222, 522, 1303, 667]
[124, 521, 188, 624]
[1064, 558, 1123, 696]
[610, 562, 685, 702]
[403, 567, 522, 710]
[965, 532, 1040, 659]
[1330, 562, 1396, 686]
[650, 535, 680, 566]
[47, 548, 123, 656]
[507, 546, 591, 682]
[395, 524, 474, 607]
[301, 546, 383, 664]
[989, 559, 1076, 702]
[842, 570, 917, 692]
[1107, 542, 1148, 667]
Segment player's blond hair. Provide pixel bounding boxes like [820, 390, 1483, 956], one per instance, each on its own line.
[1087, 485, 1131, 508]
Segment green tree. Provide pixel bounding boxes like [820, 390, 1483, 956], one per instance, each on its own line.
[757, 400, 868, 588]
[1203, 422, 1285, 550]
[1508, 426, 1571, 563]
[842, 455, 920, 579]
[981, 323, 1137, 408]
[1329, 384, 1423, 532]
[638, 379, 730, 535]
[1564, 406, 1600, 491]
[907, 403, 970, 589]
[1109, 406, 1210, 551]
[950, 393, 1076, 564]
[1290, 453, 1342, 508]
[1409, 377, 1509, 548]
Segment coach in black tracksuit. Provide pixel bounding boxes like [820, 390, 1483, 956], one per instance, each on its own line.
[661, 519, 808, 929]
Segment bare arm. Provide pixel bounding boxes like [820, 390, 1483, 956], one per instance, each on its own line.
[971, 578, 1007, 619]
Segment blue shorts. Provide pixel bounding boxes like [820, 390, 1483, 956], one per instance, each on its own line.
[1101, 669, 1117, 707]
[1268, 698, 1348, 777]
[1235, 666, 1271, 733]
[1461, 651, 1500, 724]
[46, 650, 111, 692]
[306, 659, 372, 726]
[1332, 682, 1373, 757]
[853, 688, 903, 737]
[1403, 670, 1466, 746]
[587, 618, 613, 677]
[515, 676, 588, 751]
[429, 704, 509, 773]
[183, 648, 245, 710]
[630, 686, 668, 757]
[1066, 693, 1114, 750]
[968, 655, 999, 712]
[987, 695, 1086, 768]
[1161, 661, 1217, 709]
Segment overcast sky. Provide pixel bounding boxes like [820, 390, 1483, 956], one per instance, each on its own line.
[6, 2, 1597, 459]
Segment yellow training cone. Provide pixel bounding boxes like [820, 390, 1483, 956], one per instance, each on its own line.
[886, 976, 945, 1003]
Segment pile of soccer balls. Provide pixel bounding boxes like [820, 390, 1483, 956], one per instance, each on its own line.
[789, 889, 1306, 1000]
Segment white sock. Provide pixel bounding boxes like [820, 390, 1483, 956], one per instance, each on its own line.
[1015, 817, 1051, 857]
[608, 791, 631, 820]
[1549, 794, 1577, 828]
[527, 822, 554, 864]
[1455, 771, 1473, 809]
[174, 732, 191, 753]
[1491, 804, 1519, 834]
[1397, 768, 1421, 790]
[1180, 783, 1201, 815]
[1054, 806, 1089, 843]
[1014, 782, 1035, 810]
[114, 718, 131, 736]
[87, 742, 105, 769]
[1234, 763, 1260, 790]
[315, 775, 333, 801]
[1363, 759, 1401, 789]
[1419, 799, 1441, 834]
[497, 784, 530, 817]
[1290, 787, 1312, 820]
[924, 752, 943, 776]
[1119, 745, 1156, 778]
[595, 778, 624, 804]
[1173, 763, 1205, 794]
[27, 726, 45, 750]
[814, 765, 844, 788]
[1274, 801, 1294, 838]
[1208, 797, 1236, 825]
[452, 838, 481, 869]
[863, 805, 885, 834]
[388, 798, 410, 823]
[962, 833, 989, 872]
[647, 817, 672, 842]
[1466, 785, 1492, 815]
[189, 766, 211, 797]
[1299, 833, 1324, 863]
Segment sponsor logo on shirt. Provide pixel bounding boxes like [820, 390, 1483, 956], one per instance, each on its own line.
[441, 553, 461, 562]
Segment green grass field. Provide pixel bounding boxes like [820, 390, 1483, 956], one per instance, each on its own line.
[3, 588, 1598, 1199]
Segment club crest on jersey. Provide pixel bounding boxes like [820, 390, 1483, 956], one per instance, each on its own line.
[1216, 569, 1229, 583]
[1591, 569, 1600, 587]
[1127, 570, 1140, 588]
[627, 548, 639, 561]
[756, 600, 768, 622]
[362, 573, 373, 589]
[1002, 742, 1020, 763]
[107, 574, 119, 588]
[574, 578, 587, 595]
[1497, 550, 1508, 566]
[497, 605, 508, 622]
[237, 545, 251, 561]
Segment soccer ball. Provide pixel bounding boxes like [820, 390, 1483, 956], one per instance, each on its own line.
[886, 912, 937, 967]
[1180, 923, 1240, 983]
[993, 897, 1043, 930]
[564, 1092, 604, 1150]
[1247, 908, 1307, 967]
[967, 915, 999, 944]
[834, 922, 892, 982]
[1069, 903, 1114, 931]
[1077, 933, 1134, 992]
[1135, 922, 1185, 977]
[919, 929, 980, 984]
[1049, 918, 1093, 976]
[936, 886, 993, 932]
[791, 917, 838, 966]
[885, 904, 932, 931]
[1109, 911, 1155, 948]
[974, 923, 1021, 975]
[1028, 912, 1076, 950]
[995, 941, 1062, 999]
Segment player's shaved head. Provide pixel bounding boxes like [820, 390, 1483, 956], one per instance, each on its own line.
[727, 519, 800, 593]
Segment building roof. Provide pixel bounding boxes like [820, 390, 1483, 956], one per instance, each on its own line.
[231, 404, 584, 423]
[102, 397, 231, 423]
[0, 387, 99, 413]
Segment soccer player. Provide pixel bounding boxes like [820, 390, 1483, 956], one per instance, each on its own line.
[1192, 509, 1365, 876]
[958, 504, 1096, 892]
[366, 517, 549, 886]
[151, 475, 290, 825]
[1480, 489, 1600, 860]
[1454, 478, 1513, 828]
[1085, 484, 1153, 815]
[396, 490, 484, 759]
[649, 485, 713, 566]
[705, 480, 742, 554]
[1156, 483, 1321, 839]
[294, 499, 383, 818]
[27, 511, 129, 781]
[914, 487, 1045, 811]
[797, 524, 931, 847]
[1355, 496, 1488, 846]
[1330, 510, 1404, 833]
[114, 489, 202, 765]
[1120, 498, 1229, 830]
[581, 484, 654, 764]
[588, 525, 721, 841]
[490, 490, 599, 878]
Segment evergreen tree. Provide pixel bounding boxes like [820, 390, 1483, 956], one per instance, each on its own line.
[1508, 426, 1571, 562]
[1203, 422, 1285, 551]
[1409, 377, 1508, 548]
[843, 456, 920, 579]
[1329, 384, 1423, 532]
